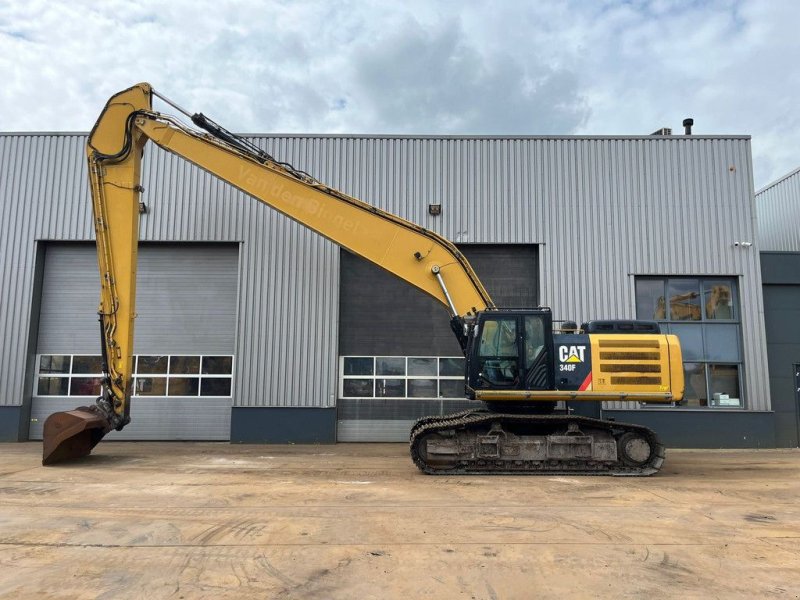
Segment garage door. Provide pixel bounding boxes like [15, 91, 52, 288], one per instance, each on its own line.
[337, 245, 538, 441]
[763, 284, 800, 447]
[30, 243, 239, 440]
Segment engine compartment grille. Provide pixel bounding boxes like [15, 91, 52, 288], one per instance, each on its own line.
[594, 337, 667, 389]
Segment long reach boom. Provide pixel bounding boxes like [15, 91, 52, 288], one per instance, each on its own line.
[43, 84, 683, 476]
[42, 83, 493, 463]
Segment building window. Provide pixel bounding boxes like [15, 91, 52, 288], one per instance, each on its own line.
[35, 354, 234, 398]
[635, 277, 743, 408]
[340, 356, 465, 399]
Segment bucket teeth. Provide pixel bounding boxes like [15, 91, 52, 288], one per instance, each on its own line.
[42, 407, 112, 465]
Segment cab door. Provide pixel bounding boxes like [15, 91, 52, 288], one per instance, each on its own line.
[467, 311, 554, 393]
[522, 313, 553, 391]
[470, 315, 521, 390]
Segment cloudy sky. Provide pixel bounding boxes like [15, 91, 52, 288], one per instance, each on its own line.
[0, 0, 797, 188]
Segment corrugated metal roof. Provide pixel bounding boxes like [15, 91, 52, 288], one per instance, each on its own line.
[756, 166, 800, 251]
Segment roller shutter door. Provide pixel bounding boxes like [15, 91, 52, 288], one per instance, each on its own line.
[337, 244, 539, 441]
[30, 242, 239, 440]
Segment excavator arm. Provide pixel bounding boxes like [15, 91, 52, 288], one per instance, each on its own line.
[42, 83, 494, 464]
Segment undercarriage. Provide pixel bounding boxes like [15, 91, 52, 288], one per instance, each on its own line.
[409, 410, 665, 476]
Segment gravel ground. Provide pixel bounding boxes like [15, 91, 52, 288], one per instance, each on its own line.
[1, 442, 799, 599]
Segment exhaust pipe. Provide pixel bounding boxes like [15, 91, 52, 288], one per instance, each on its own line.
[683, 118, 694, 135]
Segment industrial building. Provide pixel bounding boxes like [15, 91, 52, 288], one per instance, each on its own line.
[1, 128, 791, 448]
[756, 166, 800, 447]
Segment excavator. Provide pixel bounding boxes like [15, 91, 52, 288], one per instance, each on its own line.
[42, 83, 684, 475]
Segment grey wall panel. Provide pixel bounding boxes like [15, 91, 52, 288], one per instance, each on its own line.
[230, 407, 336, 443]
[338, 398, 478, 420]
[756, 167, 800, 251]
[0, 136, 83, 409]
[601, 410, 775, 448]
[0, 407, 24, 442]
[337, 419, 418, 442]
[761, 252, 800, 285]
[1, 132, 769, 421]
[255, 135, 767, 412]
[37, 243, 238, 354]
[29, 397, 231, 440]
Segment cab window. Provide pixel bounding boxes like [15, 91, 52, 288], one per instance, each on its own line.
[524, 316, 546, 369]
[479, 319, 517, 356]
[478, 318, 519, 385]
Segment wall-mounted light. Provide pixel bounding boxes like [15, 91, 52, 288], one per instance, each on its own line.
[428, 204, 441, 216]
[733, 241, 752, 248]
[138, 201, 148, 214]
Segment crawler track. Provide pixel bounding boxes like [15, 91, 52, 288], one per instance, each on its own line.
[409, 412, 665, 476]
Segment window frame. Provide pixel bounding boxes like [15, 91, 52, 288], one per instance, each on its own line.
[34, 353, 235, 399]
[339, 356, 466, 399]
[634, 276, 745, 410]
[133, 354, 235, 398]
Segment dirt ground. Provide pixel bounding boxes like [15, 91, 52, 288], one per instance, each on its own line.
[0, 442, 799, 599]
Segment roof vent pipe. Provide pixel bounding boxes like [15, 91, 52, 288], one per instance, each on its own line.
[683, 118, 694, 135]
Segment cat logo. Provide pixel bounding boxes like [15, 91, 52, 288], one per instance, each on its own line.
[559, 345, 586, 363]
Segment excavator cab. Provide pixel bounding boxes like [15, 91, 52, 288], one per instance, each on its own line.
[466, 308, 555, 398]
[413, 308, 680, 475]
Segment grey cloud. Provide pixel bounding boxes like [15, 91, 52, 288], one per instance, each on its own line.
[347, 18, 589, 134]
[0, 0, 798, 187]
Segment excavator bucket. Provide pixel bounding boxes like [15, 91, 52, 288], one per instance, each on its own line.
[42, 407, 113, 465]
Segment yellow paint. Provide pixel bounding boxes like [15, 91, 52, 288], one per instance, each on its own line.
[86, 84, 685, 420]
[87, 84, 153, 419]
[588, 333, 684, 402]
[473, 390, 675, 402]
[87, 83, 494, 420]
[474, 334, 683, 403]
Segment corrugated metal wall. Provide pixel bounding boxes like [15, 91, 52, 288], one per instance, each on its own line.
[756, 166, 800, 251]
[0, 132, 771, 414]
[0, 134, 338, 411]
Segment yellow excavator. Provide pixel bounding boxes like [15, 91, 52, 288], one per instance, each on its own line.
[42, 83, 684, 475]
